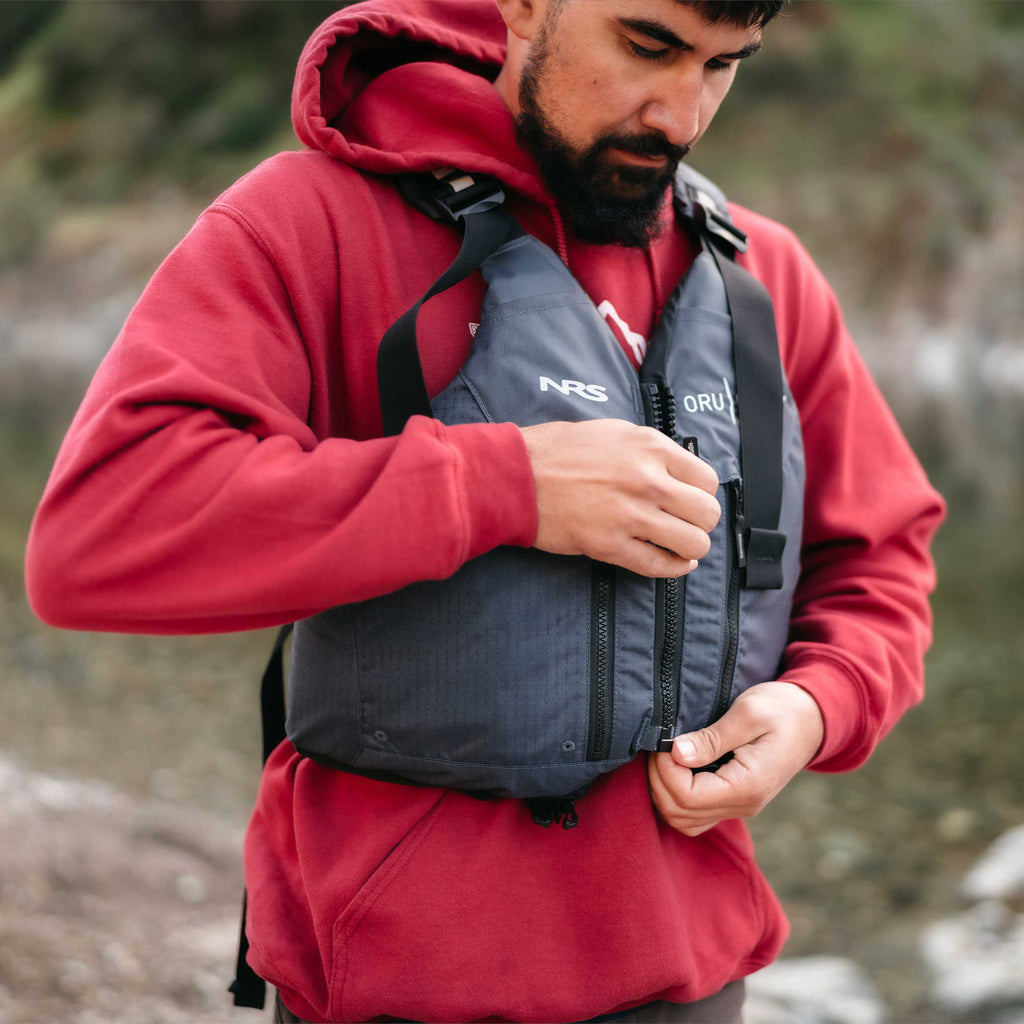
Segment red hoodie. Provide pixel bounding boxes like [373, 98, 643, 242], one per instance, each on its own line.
[26, 2, 944, 1021]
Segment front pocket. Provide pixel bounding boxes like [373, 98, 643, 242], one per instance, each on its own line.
[329, 790, 450, 1019]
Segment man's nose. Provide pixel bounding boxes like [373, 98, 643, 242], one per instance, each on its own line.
[638, 72, 703, 149]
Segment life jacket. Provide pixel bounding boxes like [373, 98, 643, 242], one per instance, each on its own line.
[285, 165, 806, 803]
[231, 165, 806, 1009]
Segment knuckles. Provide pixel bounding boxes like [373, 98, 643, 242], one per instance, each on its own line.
[695, 492, 723, 533]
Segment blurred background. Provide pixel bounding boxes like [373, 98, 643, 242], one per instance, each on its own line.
[1, 1, 1022, 1021]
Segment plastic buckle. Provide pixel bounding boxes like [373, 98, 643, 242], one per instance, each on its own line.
[428, 168, 506, 221]
[688, 187, 749, 254]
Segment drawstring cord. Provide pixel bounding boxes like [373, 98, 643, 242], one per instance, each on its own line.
[646, 239, 665, 323]
[528, 797, 579, 830]
[549, 206, 570, 266]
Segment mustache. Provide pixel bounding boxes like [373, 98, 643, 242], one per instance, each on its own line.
[593, 131, 690, 164]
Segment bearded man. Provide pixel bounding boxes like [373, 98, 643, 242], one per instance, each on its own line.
[27, 2, 944, 1022]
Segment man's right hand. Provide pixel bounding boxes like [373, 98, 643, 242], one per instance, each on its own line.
[520, 419, 721, 578]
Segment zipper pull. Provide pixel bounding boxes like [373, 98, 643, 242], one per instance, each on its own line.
[732, 479, 747, 570]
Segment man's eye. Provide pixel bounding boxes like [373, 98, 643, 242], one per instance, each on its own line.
[626, 39, 672, 62]
[705, 58, 735, 73]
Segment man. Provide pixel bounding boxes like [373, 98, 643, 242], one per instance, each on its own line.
[26, 1, 944, 1022]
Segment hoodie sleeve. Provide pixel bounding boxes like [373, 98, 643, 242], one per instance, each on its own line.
[736, 209, 945, 774]
[25, 188, 537, 635]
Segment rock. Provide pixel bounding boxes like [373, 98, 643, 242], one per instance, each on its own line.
[921, 899, 1024, 1016]
[961, 824, 1024, 902]
[175, 872, 208, 904]
[57, 958, 97, 996]
[936, 807, 978, 844]
[745, 956, 886, 1024]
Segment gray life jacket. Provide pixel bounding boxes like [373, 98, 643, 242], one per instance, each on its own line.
[283, 165, 806, 804]
[233, 168, 806, 1009]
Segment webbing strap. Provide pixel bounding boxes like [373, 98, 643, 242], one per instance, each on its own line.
[707, 241, 787, 590]
[229, 623, 293, 1009]
[377, 205, 522, 436]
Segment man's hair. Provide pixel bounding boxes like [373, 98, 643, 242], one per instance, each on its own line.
[687, 1, 787, 29]
[545, 1, 787, 31]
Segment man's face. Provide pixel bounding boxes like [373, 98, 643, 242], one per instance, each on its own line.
[513, 0, 762, 246]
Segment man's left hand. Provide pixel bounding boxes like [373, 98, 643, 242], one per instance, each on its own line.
[647, 681, 825, 837]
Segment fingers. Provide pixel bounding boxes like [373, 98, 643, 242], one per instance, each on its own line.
[669, 697, 767, 770]
[615, 541, 699, 579]
[664, 443, 720, 496]
[647, 753, 737, 837]
[648, 682, 827, 837]
[522, 419, 723, 578]
[649, 749, 776, 836]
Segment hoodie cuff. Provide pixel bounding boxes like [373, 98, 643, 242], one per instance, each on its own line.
[440, 421, 538, 561]
[779, 651, 870, 772]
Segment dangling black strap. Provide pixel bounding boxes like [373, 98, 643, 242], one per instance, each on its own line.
[706, 240, 787, 590]
[229, 623, 293, 1009]
[377, 173, 523, 436]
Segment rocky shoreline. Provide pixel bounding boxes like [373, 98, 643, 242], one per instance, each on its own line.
[2, 752, 1023, 1024]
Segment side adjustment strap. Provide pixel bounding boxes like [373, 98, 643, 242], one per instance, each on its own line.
[229, 623, 293, 1009]
[706, 234, 787, 591]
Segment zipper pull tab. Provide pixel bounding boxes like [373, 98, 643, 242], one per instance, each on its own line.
[656, 729, 675, 753]
[732, 480, 747, 570]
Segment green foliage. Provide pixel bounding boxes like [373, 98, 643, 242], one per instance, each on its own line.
[698, 0, 1024, 300]
[0, 0, 61, 69]
[3, 0, 1023, 283]
[0, 0, 340, 264]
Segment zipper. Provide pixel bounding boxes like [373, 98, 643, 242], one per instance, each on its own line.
[641, 377, 686, 753]
[587, 562, 615, 762]
[653, 575, 685, 752]
[694, 479, 745, 774]
[692, 479, 744, 774]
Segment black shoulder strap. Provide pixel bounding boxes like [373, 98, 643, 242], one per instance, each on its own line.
[677, 181, 786, 590]
[229, 623, 293, 1009]
[710, 243, 787, 589]
[377, 170, 524, 436]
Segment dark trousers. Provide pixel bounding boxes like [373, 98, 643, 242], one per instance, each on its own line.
[273, 980, 745, 1024]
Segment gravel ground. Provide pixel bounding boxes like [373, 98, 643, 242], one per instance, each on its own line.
[0, 755, 273, 1024]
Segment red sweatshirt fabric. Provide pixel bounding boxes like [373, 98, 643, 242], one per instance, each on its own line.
[25, 2, 945, 1022]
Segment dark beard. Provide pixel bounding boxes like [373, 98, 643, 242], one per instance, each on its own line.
[516, 51, 688, 247]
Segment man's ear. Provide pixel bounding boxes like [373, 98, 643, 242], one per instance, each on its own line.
[494, 0, 548, 42]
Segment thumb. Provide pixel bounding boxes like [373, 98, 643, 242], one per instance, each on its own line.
[671, 704, 751, 768]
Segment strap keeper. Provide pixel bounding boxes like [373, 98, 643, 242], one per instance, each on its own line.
[742, 528, 787, 590]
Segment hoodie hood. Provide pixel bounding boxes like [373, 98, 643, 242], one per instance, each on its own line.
[291, 0, 550, 204]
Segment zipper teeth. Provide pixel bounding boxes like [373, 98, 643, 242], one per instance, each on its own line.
[659, 578, 678, 720]
[646, 382, 664, 433]
[710, 482, 741, 726]
[646, 377, 682, 744]
[588, 565, 614, 761]
[594, 573, 609, 744]
[661, 387, 677, 439]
